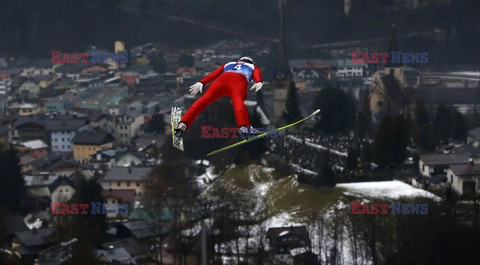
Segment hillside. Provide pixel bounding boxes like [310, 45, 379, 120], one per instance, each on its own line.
[202, 164, 437, 223]
[197, 164, 440, 264]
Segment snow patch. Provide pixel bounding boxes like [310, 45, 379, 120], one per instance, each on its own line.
[264, 212, 303, 228]
[337, 180, 440, 200]
[24, 215, 42, 230]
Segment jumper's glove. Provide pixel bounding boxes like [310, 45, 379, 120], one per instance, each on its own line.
[189, 82, 203, 95]
[250, 82, 263, 92]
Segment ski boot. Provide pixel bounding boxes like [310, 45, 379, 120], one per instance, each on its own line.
[174, 122, 187, 140]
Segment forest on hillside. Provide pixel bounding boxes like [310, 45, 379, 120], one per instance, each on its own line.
[1, 0, 479, 64]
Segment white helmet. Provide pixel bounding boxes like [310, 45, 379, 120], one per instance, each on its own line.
[239, 56, 255, 64]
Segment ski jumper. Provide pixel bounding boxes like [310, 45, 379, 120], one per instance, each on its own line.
[180, 61, 263, 128]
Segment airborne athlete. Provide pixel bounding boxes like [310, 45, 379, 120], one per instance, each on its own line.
[174, 56, 263, 140]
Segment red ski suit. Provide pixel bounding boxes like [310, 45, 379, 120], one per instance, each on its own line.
[180, 62, 263, 128]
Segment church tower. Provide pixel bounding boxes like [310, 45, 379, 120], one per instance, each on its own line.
[272, 0, 291, 125]
[384, 25, 405, 88]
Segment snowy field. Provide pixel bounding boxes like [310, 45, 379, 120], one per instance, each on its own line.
[337, 180, 440, 200]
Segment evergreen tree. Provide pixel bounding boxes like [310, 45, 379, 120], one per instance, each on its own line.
[373, 115, 409, 168]
[148, 113, 166, 134]
[356, 111, 371, 138]
[178, 53, 194, 67]
[360, 142, 374, 165]
[282, 81, 302, 123]
[0, 148, 24, 212]
[320, 163, 336, 187]
[392, 115, 409, 164]
[314, 84, 356, 134]
[433, 104, 452, 143]
[452, 111, 468, 141]
[67, 177, 107, 245]
[412, 99, 436, 150]
[71, 243, 99, 265]
[345, 148, 360, 170]
[52, 176, 106, 265]
[150, 51, 167, 73]
[432, 104, 468, 143]
[414, 99, 430, 126]
[417, 124, 437, 151]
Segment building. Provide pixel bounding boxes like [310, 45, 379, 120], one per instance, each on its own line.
[15, 140, 49, 159]
[109, 112, 146, 145]
[289, 59, 331, 89]
[96, 247, 135, 264]
[368, 73, 407, 121]
[102, 166, 153, 200]
[419, 153, 470, 177]
[76, 85, 128, 111]
[55, 76, 76, 90]
[19, 59, 55, 77]
[447, 163, 480, 196]
[0, 73, 12, 95]
[266, 226, 311, 255]
[49, 176, 76, 203]
[18, 80, 41, 98]
[368, 24, 415, 123]
[121, 71, 139, 87]
[36, 239, 77, 265]
[0, 95, 8, 118]
[468, 127, 480, 147]
[72, 130, 115, 163]
[89, 147, 145, 169]
[81, 63, 109, 75]
[74, 109, 109, 128]
[29, 153, 85, 176]
[116, 220, 156, 240]
[115, 150, 145, 167]
[3, 215, 29, 246]
[32, 74, 57, 89]
[333, 58, 367, 79]
[102, 189, 136, 220]
[89, 148, 119, 169]
[47, 118, 88, 153]
[12, 227, 56, 264]
[18, 103, 42, 116]
[12, 103, 43, 116]
[13, 115, 48, 142]
[292, 249, 320, 265]
[99, 239, 150, 262]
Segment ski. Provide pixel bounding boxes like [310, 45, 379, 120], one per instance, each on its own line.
[171, 106, 184, 151]
[207, 109, 321, 156]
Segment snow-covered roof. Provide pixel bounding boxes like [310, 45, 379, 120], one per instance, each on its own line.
[21, 140, 48, 150]
[19, 103, 38, 109]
